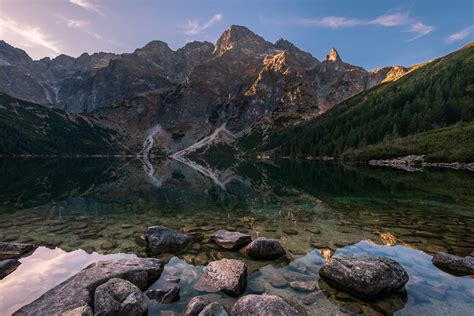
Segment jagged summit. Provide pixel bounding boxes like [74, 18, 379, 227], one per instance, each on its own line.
[213, 24, 273, 56]
[325, 47, 341, 62]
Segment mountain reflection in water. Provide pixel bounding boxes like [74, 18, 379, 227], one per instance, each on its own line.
[0, 158, 473, 314]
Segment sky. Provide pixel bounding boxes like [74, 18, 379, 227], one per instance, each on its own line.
[0, 0, 473, 69]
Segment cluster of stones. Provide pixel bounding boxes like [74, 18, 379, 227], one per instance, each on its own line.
[10, 224, 474, 315]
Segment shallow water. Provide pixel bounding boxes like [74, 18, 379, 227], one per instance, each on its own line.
[0, 158, 473, 314]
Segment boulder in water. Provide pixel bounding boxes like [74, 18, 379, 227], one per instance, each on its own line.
[144, 225, 192, 254]
[319, 255, 409, 299]
[432, 252, 474, 275]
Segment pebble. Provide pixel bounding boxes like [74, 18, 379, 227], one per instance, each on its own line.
[100, 240, 116, 250]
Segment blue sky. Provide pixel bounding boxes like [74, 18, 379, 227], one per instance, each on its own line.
[0, 0, 472, 69]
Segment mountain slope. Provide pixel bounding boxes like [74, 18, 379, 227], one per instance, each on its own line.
[0, 25, 413, 155]
[0, 93, 123, 155]
[258, 43, 474, 160]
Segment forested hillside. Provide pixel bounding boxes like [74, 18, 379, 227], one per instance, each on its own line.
[0, 94, 122, 155]
[264, 43, 474, 160]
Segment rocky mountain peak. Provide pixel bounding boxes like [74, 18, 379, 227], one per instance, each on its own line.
[213, 25, 273, 56]
[325, 47, 341, 62]
[134, 40, 173, 56]
[0, 40, 32, 63]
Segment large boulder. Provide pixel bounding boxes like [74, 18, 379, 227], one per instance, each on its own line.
[144, 225, 191, 254]
[94, 278, 148, 316]
[0, 258, 20, 279]
[432, 252, 474, 275]
[231, 294, 306, 316]
[14, 258, 164, 315]
[194, 259, 247, 296]
[246, 238, 285, 260]
[0, 242, 35, 259]
[319, 255, 409, 299]
[210, 230, 251, 250]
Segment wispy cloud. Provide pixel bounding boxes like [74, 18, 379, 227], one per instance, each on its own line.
[301, 17, 364, 29]
[446, 25, 474, 43]
[66, 19, 90, 29]
[0, 16, 60, 54]
[60, 16, 123, 47]
[180, 13, 223, 36]
[69, 0, 103, 15]
[297, 11, 432, 41]
[406, 22, 433, 42]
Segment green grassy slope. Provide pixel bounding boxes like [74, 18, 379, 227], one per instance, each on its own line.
[262, 43, 474, 161]
[343, 122, 474, 162]
[0, 93, 122, 155]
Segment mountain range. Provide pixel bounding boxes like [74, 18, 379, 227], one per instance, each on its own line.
[0, 25, 472, 161]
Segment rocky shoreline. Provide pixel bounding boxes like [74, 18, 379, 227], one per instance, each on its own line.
[368, 155, 474, 171]
[4, 225, 473, 315]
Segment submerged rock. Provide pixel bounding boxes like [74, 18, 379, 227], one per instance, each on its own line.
[289, 280, 317, 292]
[94, 278, 148, 316]
[432, 252, 474, 275]
[0, 242, 35, 259]
[144, 225, 192, 254]
[246, 238, 285, 260]
[231, 294, 306, 316]
[319, 255, 409, 299]
[210, 230, 251, 250]
[0, 258, 20, 279]
[146, 286, 180, 304]
[194, 259, 247, 296]
[14, 258, 164, 315]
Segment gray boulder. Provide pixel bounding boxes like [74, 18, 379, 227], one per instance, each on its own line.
[210, 230, 251, 250]
[199, 302, 228, 316]
[146, 286, 180, 304]
[144, 225, 191, 254]
[319, 255, 409, 299]
[246, 238, 285, 260]
[432, 252, 474, 275]
[231, 294, 306, 316]
[0, 258, 20, 279]
[194, 259, 247, 296]
[0, 242, 35, 259]
[94, 278, 148, 316]
[14, 258, 164, 315]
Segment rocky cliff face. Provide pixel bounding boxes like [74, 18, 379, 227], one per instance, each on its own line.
[0, 26, 410, 153]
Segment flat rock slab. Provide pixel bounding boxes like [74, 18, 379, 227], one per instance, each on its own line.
[210, 230, 251, 250]
[145, 225, 191, 254]
[0, 258, 21, 279]
[231, 294, 306, 316]
[246, 238, 286, 260]
[319, 255, 409, 299]
[0, 242, 35, 259]
[14, 258, 164, 315]
[194, 259, 247, 296]
[94, 278, 148, 316]
[432, 252, 474, 275]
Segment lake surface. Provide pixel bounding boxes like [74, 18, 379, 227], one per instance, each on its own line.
[0, 158, 473, 315]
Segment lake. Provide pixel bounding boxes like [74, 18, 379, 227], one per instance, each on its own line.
[0, 158, 473, 315]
